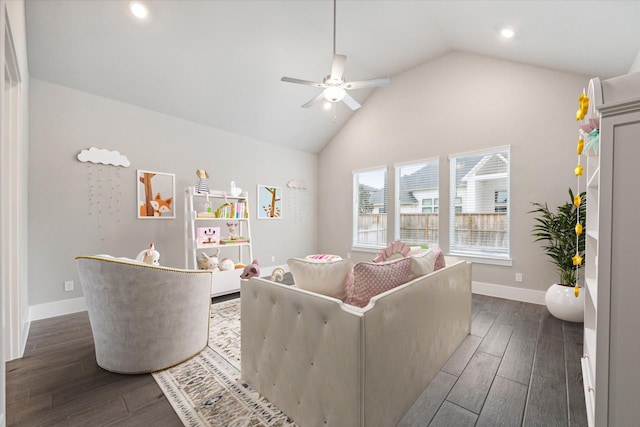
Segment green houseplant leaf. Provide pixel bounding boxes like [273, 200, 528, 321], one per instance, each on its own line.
[529, 188, 586, 286]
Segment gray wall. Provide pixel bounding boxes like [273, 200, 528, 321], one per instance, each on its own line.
[29, 79, 317, 306]
[318, 52, 589, 293]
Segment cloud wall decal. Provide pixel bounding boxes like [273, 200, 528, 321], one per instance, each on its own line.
[287, 179, 307, 189]
[77, 147, 130, 167]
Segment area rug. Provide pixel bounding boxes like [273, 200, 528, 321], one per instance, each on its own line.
[152, 299, 297, 427]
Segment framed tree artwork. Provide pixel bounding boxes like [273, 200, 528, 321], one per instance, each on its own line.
[137, 170, 176, 219]
[257, 185, 282, 219]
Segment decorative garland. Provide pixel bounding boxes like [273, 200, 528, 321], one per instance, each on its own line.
[572, 90, 589, 297]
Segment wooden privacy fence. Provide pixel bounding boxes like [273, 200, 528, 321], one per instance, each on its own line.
[357, 213, 508, 248]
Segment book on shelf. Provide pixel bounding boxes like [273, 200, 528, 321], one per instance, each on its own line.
[220, 238, 249, 244]
[212, 201, 248, 219]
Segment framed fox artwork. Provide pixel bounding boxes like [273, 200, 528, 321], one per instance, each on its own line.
[137, 170, 176, 219]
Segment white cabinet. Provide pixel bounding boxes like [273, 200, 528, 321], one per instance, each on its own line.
[582, 72, 640, 427]
[184, 186, 253, 296]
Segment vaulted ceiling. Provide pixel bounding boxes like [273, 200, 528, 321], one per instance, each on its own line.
[25, 0, 640, 153]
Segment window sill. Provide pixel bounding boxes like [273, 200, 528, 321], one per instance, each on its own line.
[449, 253, 513, 267]
[351, 245, 384, 254]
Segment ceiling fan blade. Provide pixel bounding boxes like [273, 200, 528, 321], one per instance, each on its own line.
[301, 92, 325, 108]
[344, 77, 390, 90]
[329, 54, 346, 81]
[281, 77, 325, 88]
[342, 93, 361, 111]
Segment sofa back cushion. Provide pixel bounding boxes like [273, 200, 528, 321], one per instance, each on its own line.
[345, 257, 413, 308]
[287, 258, 353, 301]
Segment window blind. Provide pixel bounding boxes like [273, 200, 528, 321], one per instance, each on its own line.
[449, 146, 510, 259]
[353, 168, 387, 247]
[395, 159, 439, 247]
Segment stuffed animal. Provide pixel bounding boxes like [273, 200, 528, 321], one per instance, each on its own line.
[271, 266, 285, 282]
[197, 249, 220, 272]
[219, 257, 235, 271]
[195, 169, 209, 194]
[240, 259, 260, 279]
[227, 222, 239, 240]
[136, 242, 160, 265]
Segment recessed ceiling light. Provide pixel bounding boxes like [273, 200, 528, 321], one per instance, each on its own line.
[129, 0, 149, 19]
[500, 27, 516, 39]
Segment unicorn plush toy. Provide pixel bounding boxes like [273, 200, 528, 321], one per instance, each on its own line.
[136, 242, 160, 265]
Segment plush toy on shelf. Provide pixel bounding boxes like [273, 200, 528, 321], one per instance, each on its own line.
[197, 249, 220, 272]
[227, 222, 239, 240]
[240, 259, 260, 279]
[136, 242, 160, 265]
[219, 257, 235, 271]
[195, 169, 210, 194]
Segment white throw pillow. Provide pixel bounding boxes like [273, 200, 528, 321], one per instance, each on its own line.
[287, 258, 352, 301]
[409, 248, 437, 279]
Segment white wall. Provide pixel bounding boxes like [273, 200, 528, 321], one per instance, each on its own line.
[29, 79, 317, 307]
[629, 49, 640, 74]
[318, 52, 590, 294]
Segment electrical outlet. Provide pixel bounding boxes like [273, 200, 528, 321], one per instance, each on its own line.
[271, 255, 275, 263]
[64, 280, 74, 292]
[347, 252, 351, 259]
[515, 273, 523, 283]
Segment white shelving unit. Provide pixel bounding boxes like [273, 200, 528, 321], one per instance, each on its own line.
[581, 78, 602, 427]
[184, 186, 253, 297]
[581, 72, 640, 427]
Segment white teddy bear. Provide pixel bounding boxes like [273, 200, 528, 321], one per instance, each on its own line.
[197, 249, 220, 272]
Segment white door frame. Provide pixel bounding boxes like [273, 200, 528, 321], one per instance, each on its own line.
[1, 2, 26, 424]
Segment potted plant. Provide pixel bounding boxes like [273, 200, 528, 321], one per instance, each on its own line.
[530, 188, 586, 322]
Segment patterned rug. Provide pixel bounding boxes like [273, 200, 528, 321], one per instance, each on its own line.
[152, 298, 297, 427]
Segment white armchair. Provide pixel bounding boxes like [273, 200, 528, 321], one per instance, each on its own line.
[76, 255, 213, 374]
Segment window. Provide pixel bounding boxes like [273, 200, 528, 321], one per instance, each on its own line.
[395, 159, 439, 247]
[449, 146, 510, 259]
[353, 168, 387, 247]
[494, 190, 508, 213]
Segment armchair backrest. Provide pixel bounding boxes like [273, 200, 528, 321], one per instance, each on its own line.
[76, 255, 213, 373]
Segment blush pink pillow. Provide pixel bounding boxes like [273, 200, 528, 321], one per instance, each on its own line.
[345, 257, 413, 308]
[432, 246, 446, 271]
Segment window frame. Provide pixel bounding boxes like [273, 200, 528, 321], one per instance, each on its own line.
[448, 146, 511, 262]
[352, 166, 388, 250]
[393, 158, 439, 248]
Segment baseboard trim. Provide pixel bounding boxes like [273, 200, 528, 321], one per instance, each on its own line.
[472, 281, 545, 305]
[21, 312, 31, 358]
[29, 297, 87, 321]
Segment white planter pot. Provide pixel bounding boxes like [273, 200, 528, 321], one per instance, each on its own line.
[544, 283, 584, 323]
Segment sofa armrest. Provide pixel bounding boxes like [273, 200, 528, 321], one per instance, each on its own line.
[241, 278, 364, 427]
[361, 259, 472, 427]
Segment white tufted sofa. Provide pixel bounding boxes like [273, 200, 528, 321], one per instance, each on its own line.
[240, 257, 472, 427]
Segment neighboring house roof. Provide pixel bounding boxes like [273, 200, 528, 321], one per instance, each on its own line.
[361, 154, 502, 208]
[455, 154, 486, 182]
[398, 163, 439, 204]
[361, 184, 385, 206]
[462, 153, 508, 182]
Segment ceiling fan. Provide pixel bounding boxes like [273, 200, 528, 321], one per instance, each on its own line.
[281, 0, 390, 111]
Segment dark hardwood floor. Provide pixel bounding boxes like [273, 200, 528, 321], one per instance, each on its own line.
[6, 294, 587, 426]
[399, 294, 587, 427]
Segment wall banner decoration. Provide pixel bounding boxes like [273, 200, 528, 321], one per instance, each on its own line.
[257, 185, 282, 219]
[137, 170, 176, 219]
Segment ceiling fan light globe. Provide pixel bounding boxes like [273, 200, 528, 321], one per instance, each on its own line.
[323, 86, 346, 102]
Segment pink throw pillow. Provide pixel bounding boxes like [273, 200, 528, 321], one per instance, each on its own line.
[346, 257, 413, 308]
[432, 246, 446, 271]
